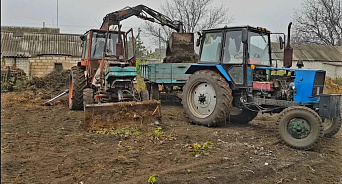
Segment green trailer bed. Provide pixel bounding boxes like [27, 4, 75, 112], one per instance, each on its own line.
[140, 63, 191, 84]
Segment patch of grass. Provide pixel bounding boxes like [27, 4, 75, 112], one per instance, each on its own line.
[96, 126, 141, 139]
[1, 147, 4, 154]
[148, 174, 157, 184]
[154, 126, 164, 137]
[188, 141, 212, 156]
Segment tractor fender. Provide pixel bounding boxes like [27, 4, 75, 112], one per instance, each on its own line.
[185, 64, 231, 82]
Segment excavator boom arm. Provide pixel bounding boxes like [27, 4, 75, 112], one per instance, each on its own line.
[100, 4, 184, 32]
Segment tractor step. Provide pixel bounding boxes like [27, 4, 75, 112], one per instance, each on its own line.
[83, 100, 161, 131]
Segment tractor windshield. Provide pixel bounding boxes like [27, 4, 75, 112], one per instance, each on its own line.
[248, 32, 271, 66]
[91, 32, 119, 59]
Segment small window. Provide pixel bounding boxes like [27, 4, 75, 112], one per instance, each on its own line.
[228, 67, 243, 84]
[54, 63, 63, 72]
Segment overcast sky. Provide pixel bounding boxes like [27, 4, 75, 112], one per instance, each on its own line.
[1, 0, 303, 50]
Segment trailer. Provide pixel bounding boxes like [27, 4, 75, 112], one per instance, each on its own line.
[140, 63, 192, 100]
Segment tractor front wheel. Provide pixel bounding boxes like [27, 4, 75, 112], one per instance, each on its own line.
[277, 106, 323, 150]
[69, 66, 86, 110]
[182, 70, 232, 126]
[140, 89, 149, 101]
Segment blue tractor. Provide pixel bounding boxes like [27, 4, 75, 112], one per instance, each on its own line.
[182, 23, 341, 150]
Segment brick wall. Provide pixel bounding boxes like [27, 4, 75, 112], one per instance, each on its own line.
[2, 57, 30, 76]
[29, 55, 81, 77]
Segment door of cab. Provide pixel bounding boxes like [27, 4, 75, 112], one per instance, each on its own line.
[124, 29, 136, 64]
[221, 29, 252, 89]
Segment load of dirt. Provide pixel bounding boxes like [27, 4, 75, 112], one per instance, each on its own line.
[83, 100, 161, 131]
[324, 77, 342, 94]
[27, 70, 70, 95]
[163, 52, 199, 63]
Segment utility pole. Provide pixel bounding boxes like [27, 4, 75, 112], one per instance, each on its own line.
[159, 28, 161, 62]
[57, 0, 59, 28]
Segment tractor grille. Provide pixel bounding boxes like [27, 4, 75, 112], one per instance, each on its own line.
[312, 71, 325, 96]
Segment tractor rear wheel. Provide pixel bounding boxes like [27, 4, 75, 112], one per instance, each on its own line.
[69, 66, 86, 110]
[228, 108, 258, 124]
[322, 117, 341, 137]
[182, 70, 232, 126]
[277, 106, 323, 150]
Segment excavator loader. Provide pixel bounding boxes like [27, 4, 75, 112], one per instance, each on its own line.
[68, 5, 194, 130]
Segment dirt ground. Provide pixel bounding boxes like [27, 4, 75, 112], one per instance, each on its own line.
[1, 91, 341, 184]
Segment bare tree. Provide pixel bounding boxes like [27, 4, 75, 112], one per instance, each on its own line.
[292, 0, 342, 45]
[143, 0, 233, 46]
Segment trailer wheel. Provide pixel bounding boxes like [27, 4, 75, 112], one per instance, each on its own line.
[83, 88, 94, 109]
[228, 109, 258, 124]
[140, 89, 149, 101]
[277, 106, 323, 150]
[146, 83, 160, 100]
[322, 117, 341, 137]
[69, 66, 86, 110]
[183, 70, 232, 126]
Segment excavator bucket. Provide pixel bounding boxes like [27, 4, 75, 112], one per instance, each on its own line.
[83, 100, 161, 131]
[164, 33, 198, 63]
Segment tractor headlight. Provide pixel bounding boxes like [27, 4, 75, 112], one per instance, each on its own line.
[289, 82, 295, 90]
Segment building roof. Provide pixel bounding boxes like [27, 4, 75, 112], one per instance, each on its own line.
[1, 31, 82, 57]
[271, 42, 342, 62]
[1, 26, 60, 34]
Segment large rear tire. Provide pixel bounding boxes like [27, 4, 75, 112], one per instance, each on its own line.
[182, 70, 232, 126]
[277, 106, 323, 150]
[69, 66, 86, 110]
[322, 117, 341, 137]
[228, 108, 258, 124]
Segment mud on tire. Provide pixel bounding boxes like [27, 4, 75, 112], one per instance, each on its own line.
[277, 106, 323, 150]
[69, 66, 86, 110]
[182, 70, 232, 126]
[322, 116, 342, 138]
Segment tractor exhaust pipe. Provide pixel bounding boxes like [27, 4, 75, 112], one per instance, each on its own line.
[283, 22, 293, 68]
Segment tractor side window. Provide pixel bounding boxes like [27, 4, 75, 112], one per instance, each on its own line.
[126, 30, 134, 60]
[228, 67, 243, 84]
[200, 32, 223, 63]
[91, 32, 106, 59]
[248, 32, 270, 66]
[223, 31, 243, 64]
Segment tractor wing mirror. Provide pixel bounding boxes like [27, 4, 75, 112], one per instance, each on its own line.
[242, 28, 248, 44]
